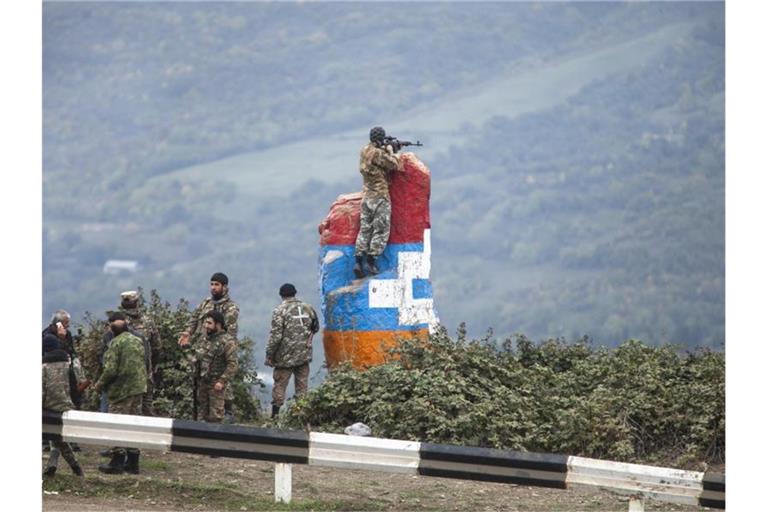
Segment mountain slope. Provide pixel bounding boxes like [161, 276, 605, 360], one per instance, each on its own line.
[42, 2, 724, 355]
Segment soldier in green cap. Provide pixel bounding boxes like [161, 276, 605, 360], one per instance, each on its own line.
[94, 311, 147, 475]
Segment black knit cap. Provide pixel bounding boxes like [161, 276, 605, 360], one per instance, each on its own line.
[203, 310, 227, 329]
[210, 272, 229, 285]
[370, 126, 385, 143]
[279, 283, 297, 297]
[108, 311, 127, 322]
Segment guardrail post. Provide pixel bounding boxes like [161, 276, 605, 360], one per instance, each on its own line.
[274, 463, 292, 503]
[628, 496, 644, 512]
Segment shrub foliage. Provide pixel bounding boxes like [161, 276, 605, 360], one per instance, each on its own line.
[286, 327, 724, 467]
[75, 290, 262, 421]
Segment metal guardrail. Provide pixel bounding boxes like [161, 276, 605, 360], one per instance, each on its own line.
[43, 410, 725, 510]
[567, 456, 713, 507]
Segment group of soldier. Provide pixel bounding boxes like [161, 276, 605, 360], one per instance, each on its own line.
[42, 273, 319, 478]
[42, 126, 404, 479]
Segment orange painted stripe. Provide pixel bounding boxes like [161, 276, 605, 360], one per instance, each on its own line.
[323, 329, 429, 369]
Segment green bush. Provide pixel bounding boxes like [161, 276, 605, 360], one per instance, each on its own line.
[286, 329, 724, 468]
[75, 289, 263, 422]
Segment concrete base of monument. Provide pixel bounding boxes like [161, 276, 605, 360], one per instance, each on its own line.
[323, 329, 429, 369]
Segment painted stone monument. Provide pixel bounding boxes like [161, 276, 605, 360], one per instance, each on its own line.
[318, 152, 439, 369]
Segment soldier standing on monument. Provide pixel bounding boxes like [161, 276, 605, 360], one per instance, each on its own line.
[354, 126, 402, 278]
[178, 272, 240, 422]
[265, 284, 319, 418]
[179, 311, 238, 423]
[94, 312, 147, 475]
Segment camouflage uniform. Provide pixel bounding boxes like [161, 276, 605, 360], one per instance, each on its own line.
[187, 293, 240, 341]
[42, 350, 81, 474]
[97, 330, 147, 403]
[355, 142, 401, 258]
[266, 298, 319, 407]
[122, 305, 160, 416]
[96, 330, 147, 458]
[190, 330, 238, 422]
[187, 293, 240, 406]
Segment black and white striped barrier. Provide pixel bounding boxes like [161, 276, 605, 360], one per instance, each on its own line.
[43, 411, 724, 510]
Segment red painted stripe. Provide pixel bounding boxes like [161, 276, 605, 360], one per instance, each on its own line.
[318, 153, 431, 246]
[390, 153, 431, 244]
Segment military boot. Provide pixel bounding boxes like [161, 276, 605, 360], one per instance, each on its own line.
[124, 451, 140, 474]
[271, 405, 281, 419]
[366, 255, 380, 275]
[71, 463, 85, 477]
[44, 447, 60, 476]
[353, 255, 366, 279]
[98, 451, 126, 475]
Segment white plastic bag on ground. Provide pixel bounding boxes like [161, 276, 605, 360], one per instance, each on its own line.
[344, 422, 372, 437]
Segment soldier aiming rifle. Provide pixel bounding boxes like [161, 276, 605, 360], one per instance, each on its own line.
[354, 126, 423, 278]
[380, 135, 423, 153]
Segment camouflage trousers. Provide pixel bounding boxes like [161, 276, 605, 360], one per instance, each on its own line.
[45, 440, 79, 473]
[224, 376, 234, 414]
[272, 363, 310, 407]
[108, 394, 143, 456]
[355, 196, 391, 258]
[198, 381, 227, 423]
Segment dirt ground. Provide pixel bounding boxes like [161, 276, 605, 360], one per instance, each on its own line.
[42, 445, 715, 511]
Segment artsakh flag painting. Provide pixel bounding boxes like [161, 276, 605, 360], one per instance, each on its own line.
[317, 153, 439, 369]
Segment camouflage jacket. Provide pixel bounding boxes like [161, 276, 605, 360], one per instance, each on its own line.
[359, 143, 401, 200]
[96, 331, 147, 403]
[187, 293, 240, 342]
[266, 298, 319, 368]
[194, 330, 239, 384]
[125, 307, 159, 379]
[124, 307, 160, 356]
[42, 350, 74, 412]
[100, 326, 151, 382]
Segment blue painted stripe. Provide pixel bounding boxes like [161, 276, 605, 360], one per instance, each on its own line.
[412, 279, 432, 299]
[319, 242, 432, 332]
[319, 243, 426, 295]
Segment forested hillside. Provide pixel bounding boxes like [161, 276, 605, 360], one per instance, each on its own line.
[43, 2, 725, 365]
